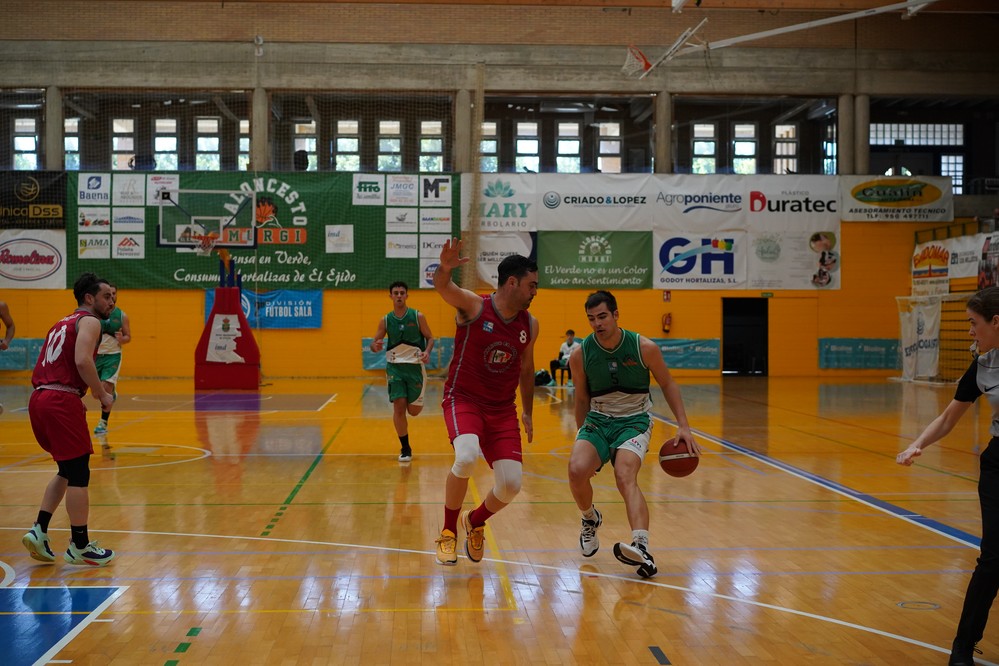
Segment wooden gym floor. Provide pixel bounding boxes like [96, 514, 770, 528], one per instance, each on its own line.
[0, 375, 996, 665]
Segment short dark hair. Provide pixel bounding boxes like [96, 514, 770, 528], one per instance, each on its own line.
[968, 286, 999, 321]
[584, 290, 617, 313]
[389, 281, 409, 293]
[73, 272, 109, 305]
[497, 254, 538, 287]
[566, 329, 575, 336]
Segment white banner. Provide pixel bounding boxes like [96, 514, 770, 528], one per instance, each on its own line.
[948, 233, 983, 280]
[0, 229, 67, 289]
[476, 232, 534, 288]
[653, 229, 747, 289]
[840, 176, 953, 222]
[461, 174, 536, 232]
[898, 297, 940, 380]
[537, 174, 652, 231]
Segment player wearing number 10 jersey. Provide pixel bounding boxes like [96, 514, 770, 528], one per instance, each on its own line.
[21, 273, 118, 568]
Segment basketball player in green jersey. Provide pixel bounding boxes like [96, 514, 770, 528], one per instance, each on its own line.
[567, 290, 699, 578]
[370, 281, 434, 462]
[94, 284, 131, 434]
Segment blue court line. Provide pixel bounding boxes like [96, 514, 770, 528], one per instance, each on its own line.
[648, 646, 671, 664]
[653, 412, 982, 548]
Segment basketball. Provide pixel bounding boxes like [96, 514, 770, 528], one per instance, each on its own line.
[658, 437, 698, 477]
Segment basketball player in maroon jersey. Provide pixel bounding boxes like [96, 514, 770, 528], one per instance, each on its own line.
[21, 272, 117, 567]
[432, 238, 539, 565]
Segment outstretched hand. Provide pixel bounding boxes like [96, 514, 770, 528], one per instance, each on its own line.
[439, 237, 470, 271]
[896, 445, 922, 466]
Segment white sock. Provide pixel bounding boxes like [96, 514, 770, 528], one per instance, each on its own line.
[582, 505, 597, 521]
[632, 530, 649, 548]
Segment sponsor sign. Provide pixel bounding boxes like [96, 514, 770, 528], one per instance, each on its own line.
[840, 175, 953, 222]
[353, 174, 385, 205]
[420, 258, 440, 289]
[420, 234, 450, 259]
[386, 175, 419, 206]
[648, 174, 743, 234]
[0, 173, 66, 230]
[78, 234, 111, 259]
[112, 234, 145, 259]
[420, 175, 452, 207]
[911, 240, 950, 296]
[146, 174, 180, 206]
[78, 173, 111, 205]
[538, 173, 651, 231]
[0, 229, 66, 289]
[386, 233, 418, 258]
[386, 208, 418, 233]
[112, 207, 145, 233]
[539, 231, 650, 289]
[419, 209, 451, 233]
[650, 338, 720, 370]
[653, 230, 747, 289]
[461, 175, 536, 231]
[78, 207, 111, 232]
[819, 338, 899, 369]
[325, 225, 354, 253]
[112, 173, 146, 206]
[205, 289, 322, 329]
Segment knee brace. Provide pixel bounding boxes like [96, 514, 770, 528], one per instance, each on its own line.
[56, 455, 91, 488]
[450, 434, 480, 478]
[491, 459, 522, 504]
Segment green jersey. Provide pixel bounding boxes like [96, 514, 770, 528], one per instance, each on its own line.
[581, 329, 651, 417]
[98, 306, 124, 355]
[384, 308, 426, 364]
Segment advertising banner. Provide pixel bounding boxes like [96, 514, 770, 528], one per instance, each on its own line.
[653, 229, 747, 290]
[475, 232, 535, 289]
[205, 289, 322, 329]
[650, 338, 720, 370]
[461, 174, 537, 232]
[911, 240, 950, 296]
[645, 174, 745, 234]
[0, 172, 67, 230]
[0, 229, 67, 289]
[538, 231, 650, 289]
[840, 176, 953, 222]
[537, 174, 652, 231]
[65, 172, 461, 290]
[898, 297, 941, 380]
[948, 233, 982, 280]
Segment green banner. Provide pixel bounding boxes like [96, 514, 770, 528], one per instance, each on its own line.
[66, 172, 460, 290]
[818, 338, 900, 369]
[650, 338, 720, 370]
[537, 231, 651, 289]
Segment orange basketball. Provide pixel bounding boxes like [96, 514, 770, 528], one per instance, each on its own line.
[658, 437, 698, 477]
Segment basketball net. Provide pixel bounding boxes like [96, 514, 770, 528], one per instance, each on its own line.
[193, 233, 218, 257]
[621, 45, 652, 78]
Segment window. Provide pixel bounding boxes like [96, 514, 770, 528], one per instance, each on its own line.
[294, 120, 316, 171]
[556, 122, 581, 173]
[419, 120, 444, 172]
[13, 118, 38, 170]
[64, 117, 80, 170]
[196, 117, 221, 171]
[335, 120, 360, 172]
[870, 123, 963, 146]
[154, 118, 178, 171]
[480, 121, 498, 172]
[515, 122, 539, 173]
[692, 123, 716, 174]
[111, 118, 135, 171]
[941, 154, 964, 194]
[596, 122, 621, 174]
[732, 123, 757, 174]
[773, 123, 798, 175]
[822, 123, 837, 175]
[238, 119, 251, 171]
[378, 120, 402, 172]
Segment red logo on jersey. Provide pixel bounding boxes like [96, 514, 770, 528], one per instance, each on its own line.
[483, 341, 517, 372]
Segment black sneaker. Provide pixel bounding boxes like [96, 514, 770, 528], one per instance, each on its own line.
[613, 541, 657, 578]
[398, 447, 413, 463]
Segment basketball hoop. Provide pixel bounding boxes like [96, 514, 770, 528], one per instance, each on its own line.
[192, 233, 218, 257]
[621, 45, 652, 78]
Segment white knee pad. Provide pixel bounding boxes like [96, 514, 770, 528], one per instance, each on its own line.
[450, 434, 480, 478]
[491, 459, 522, 504]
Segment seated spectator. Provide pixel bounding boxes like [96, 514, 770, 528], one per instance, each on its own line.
[549, 329, 581, 386]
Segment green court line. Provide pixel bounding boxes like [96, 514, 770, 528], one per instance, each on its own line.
[187, 627, 202, 637]
[164, 661, 179, 666]
[174, 642, 191, 652]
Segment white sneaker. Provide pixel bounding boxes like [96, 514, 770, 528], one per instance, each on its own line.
[579, 507, 603, 557]
[613, 541, 657, 578]
[93, 421, 108, 435]
[64, 540, 116, 567]
[22, 525, 55, 563]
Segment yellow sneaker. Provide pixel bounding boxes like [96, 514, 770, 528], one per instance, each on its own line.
[460, 510, 485, 563]
[435, 529, 457, 566]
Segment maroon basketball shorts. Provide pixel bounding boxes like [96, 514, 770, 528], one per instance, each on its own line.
[29, 389, 94, 461]
[442, 397, 523, 466]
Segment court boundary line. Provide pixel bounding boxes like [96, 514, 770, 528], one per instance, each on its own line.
[19, 585, 129, 666]
[0, 526, 980, 662]
[652, 412, 982, 548]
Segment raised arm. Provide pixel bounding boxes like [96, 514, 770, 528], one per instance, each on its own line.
[640, 335, 699, 455]
[518, 314, 540, 443]
[370, 315, 387, 353]
[0, 301, 14, 350]
[433, 237, 483, 324]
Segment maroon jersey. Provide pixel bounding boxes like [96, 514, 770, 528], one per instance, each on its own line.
[31, 309, 98, 394]
[444, 295, 531, 407]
